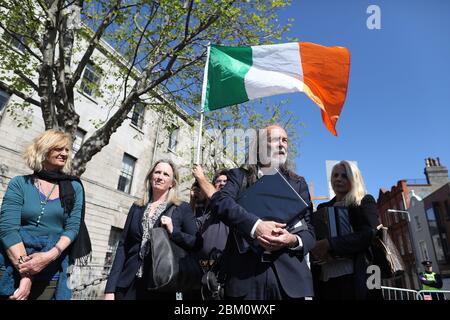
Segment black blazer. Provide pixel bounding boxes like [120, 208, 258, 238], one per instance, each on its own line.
[313, 195, 379, 299]
[210, 168, 316, 298]
[104, 201, 200, 293]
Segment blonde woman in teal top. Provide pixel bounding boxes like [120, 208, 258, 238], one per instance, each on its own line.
[0, 176, 83, 251]
[0, 130, 91, 300]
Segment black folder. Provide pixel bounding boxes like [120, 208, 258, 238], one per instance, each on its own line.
[233, 170, 309, 254]
[236, 169, 309, 225]
[312, 206, 353, 240]
[311, 206, 354, 263]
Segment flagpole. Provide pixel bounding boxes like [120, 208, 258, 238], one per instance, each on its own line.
[196, 44, 211, 165]
[195, 109, 204, 164]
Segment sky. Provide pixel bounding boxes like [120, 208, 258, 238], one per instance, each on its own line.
[255, 0, 450, 202]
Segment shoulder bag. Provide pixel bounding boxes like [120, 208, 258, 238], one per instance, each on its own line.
[144, 207, 202, 292]
[371, 226, 406, 279]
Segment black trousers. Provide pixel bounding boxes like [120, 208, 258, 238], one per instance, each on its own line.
[115, 277, 176, 300]
[226, 264, 306, 301]
[315, 274, 356, 300]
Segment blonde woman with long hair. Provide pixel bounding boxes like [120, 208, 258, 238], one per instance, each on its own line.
[310, 161, 380, 300]
[104, 159, 201, 300]
[0, 130, 91, 300]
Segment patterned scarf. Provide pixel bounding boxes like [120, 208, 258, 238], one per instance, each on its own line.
[136, 201, 168, 278]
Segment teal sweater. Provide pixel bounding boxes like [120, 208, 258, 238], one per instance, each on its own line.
[0, 175, 83, 249]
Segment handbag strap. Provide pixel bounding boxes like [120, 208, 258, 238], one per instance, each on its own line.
[162, 203, 177, 219]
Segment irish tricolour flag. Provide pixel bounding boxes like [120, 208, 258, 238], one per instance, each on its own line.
[201, 42, 350, 135]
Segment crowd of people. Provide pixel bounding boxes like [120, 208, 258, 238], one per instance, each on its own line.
[1, 126, 386, 300]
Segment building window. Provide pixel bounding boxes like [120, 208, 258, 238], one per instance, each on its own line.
[0, 89, 10, 114]
[419, 241, 429, 261]
[386, 211, 392, 227]
[394, 211, 399, 224]
[117, 153, 136, 194]
[433, 203, 442, 221]
[432, 234, 446, 261]
[131, 103, 145, 129]
[414, 216, 422, 231]
[405, 233, 413, 254]
[441, 233, 449, 259]
[104, 227, 122, 272]
[168, 127, 179, 151]
[80, 62, 101, 97]
[398, 196, 405, 211]
[398, 235, 405, 256]
[72, 128, 86, 155]
[426, 207, 436, 222]
[2, 32, 25, 53]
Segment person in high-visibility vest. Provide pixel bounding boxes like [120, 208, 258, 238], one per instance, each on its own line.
[419, 260, 444, 300]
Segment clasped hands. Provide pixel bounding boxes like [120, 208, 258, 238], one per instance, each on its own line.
[255, 221, 298, 252]
[18, 250, 58, 277]
[9, 250, 60, 300]
[9, 252, 50, 301]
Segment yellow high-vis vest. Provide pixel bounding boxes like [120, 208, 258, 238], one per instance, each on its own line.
[421, 272, 441, 291]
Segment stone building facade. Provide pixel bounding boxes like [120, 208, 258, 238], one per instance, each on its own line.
[0, 35, 231, 299]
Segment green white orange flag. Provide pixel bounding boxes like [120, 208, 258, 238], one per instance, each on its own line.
[200, 42, 351, 136]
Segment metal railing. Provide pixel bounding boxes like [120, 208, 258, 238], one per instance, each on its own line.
[417, 290, 450, 301]
[69, 264, 111, 300]
[381, 286, 450, 301]
[381, 286, 420, 300]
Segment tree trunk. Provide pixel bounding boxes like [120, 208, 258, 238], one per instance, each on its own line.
[57, 3, 81, 137]
[71, 91, 138, 176]
[39, 1, 59, 130]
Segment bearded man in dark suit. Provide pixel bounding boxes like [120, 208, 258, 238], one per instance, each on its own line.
[210, 125, 315, 300]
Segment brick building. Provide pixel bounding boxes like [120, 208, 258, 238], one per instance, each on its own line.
[377, 158, 449, 289]
[422, 182, 450, 281]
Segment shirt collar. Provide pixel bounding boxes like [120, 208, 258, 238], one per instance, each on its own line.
[258, 166, 278, 178]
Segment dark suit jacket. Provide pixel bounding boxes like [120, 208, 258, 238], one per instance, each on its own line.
[210, 168, 316, 298]
[313, 195, 379, 299]
[104, 201, 200, 293]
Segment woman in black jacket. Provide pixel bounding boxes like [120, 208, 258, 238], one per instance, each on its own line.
[104, 159, 201, 300]
[311, 160, 380, 300]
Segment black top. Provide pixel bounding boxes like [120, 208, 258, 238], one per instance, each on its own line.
[317, 195, 379, 257]
[196, 205, 229, 260]
[104, 201, 201, 293]
[313, 194, 380, 299]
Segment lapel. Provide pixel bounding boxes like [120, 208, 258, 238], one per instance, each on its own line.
[284, 173, 309, 205]
[286, 174, 299, 193]
[136, 205, 146, 234]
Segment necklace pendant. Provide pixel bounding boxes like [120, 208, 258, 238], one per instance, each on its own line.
[35, 179, 57, 228]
